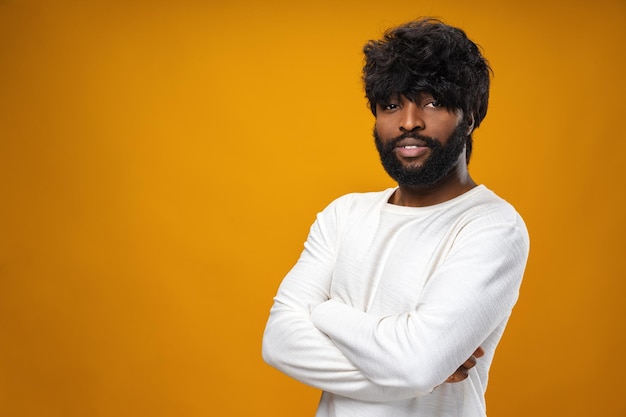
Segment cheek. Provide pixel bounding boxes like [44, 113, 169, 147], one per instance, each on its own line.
[375, 120, 392, 138]
[432, 116, 462, 140]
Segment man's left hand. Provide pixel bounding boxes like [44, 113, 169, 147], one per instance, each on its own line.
[445, 347, 485, 383]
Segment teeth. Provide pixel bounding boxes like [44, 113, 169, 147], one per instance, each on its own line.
[403, 145, 418, 149]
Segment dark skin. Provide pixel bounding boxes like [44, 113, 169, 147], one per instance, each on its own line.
[376, 94, 481, 383]
[376, 93, 477, 207]
[446, 346, 484, 383]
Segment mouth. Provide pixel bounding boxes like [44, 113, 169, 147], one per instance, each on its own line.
[395, 145, 428, 158]
[394, 141, 429, 158]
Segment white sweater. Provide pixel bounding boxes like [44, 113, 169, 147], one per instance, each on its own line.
[262, 185, 530, 417]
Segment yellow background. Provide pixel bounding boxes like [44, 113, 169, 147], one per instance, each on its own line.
[1, 0, 625, 416]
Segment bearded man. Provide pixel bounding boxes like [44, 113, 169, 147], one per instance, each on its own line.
[262, 18, 530, 417]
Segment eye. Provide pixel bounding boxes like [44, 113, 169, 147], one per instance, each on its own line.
[426, 100, 442, 108]
[379, 103, 400, 111]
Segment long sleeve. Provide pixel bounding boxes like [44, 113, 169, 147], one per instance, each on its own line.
[310, 206, 529, 393]
[262, 196, 422, 401]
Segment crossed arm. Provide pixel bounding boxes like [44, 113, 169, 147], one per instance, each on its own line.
[263, 254, 487, 401]
[262, 200, 528, 401]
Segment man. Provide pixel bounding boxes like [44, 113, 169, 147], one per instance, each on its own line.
[262, 18, 529, 417]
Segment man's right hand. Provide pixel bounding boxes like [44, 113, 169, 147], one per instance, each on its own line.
[445, 347, 485, 383]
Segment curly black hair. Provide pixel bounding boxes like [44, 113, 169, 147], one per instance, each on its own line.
[363, 18, 492, 162]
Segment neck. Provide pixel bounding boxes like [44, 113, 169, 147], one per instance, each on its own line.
[389, 158, 477, 207]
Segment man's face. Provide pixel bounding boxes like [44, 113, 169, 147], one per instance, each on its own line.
[374, 93, 468, 187]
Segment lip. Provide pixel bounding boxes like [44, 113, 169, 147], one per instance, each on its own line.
[394, 138, 429, 158]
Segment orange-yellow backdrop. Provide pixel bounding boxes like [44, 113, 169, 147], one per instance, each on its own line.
[1, 0, 625, 416]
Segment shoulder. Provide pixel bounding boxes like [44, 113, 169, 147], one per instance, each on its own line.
[321, 188, 396, 215]
[456, 185, 530, 250]
[459, 186, 525, 222]
[310, 189, 396, 234]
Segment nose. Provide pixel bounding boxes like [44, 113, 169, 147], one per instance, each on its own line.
[399, 101, 425, 132]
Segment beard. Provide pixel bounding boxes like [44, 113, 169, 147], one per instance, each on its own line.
[374, 122, 468, 187]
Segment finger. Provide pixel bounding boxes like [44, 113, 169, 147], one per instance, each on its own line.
[473, 346, 485, 358]
[446, 366, 468, 383]
[446, 350, 485, 384]
[461, 354, 477, 370]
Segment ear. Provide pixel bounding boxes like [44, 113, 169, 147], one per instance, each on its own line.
[466, 114, 475, 135]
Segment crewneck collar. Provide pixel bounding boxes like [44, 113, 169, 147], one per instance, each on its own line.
[383, 184, 486, 214]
